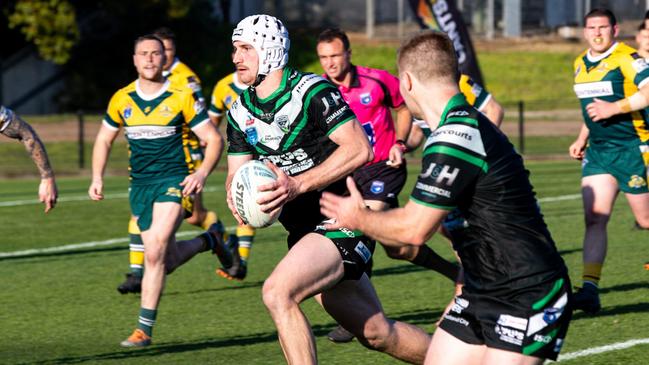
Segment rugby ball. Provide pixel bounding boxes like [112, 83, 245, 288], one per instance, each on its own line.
[230, 160, 282, 228]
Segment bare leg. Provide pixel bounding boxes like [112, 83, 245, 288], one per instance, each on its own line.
[581, 174, 618, 268]
[321, 275, 431, 364]
[425, 327, 484, 365]
[140, 202, 184, 310]
[626, 191, 649, 229]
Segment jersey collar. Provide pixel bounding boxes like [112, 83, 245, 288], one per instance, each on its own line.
[135, 79, 171, 101]
[586, 42, 619, 63]
[162, 57, 180, 77]
[439, 93, 470, 127]
[232, 72, 248, 91]
[324, 64, 360, 89]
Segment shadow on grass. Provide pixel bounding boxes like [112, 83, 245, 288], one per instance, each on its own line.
[572, 301, 649, 321]
[19, 307, 438, 365]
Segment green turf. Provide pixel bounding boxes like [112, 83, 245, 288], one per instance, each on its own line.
[1, 160, 648, 364]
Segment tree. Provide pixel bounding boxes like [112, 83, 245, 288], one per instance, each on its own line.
[7, 0, 79, 64]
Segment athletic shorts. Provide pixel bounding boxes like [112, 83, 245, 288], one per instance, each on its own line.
[129, 176, 194, 231]
[314, 225, 375, 281]
[353, 160, 407, 208]
[439, 275, 572, 361]
[582, 143, 649, 194]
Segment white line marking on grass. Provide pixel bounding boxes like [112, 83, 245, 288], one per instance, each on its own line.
[538, 194, 581, 203]
[553, 338, 649, 362]
[0, 186, 223, 207]
[0, 223, 282, 258]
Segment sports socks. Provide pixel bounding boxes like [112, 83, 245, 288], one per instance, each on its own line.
[236, 224, 256, 266]
[199, 210, 218, 230]
[137, 307, 157, 337]
[128, 218, 144, 278]
[411, 244, 460, 282]
[582, 262, 602, 287]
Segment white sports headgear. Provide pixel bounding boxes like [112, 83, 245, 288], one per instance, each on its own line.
[232, 14, 290, 77]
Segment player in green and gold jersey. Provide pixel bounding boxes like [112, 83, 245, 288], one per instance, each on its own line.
[89, 35, 236, 347]
[208, 71, 255, 280]
[570, 8, 649, 314]
[117, 28, 223, 294]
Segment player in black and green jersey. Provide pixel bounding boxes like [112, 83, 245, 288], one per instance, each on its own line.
[321, 30, 572, 364]
[89, 35, 235, 348]
[570, 8, 649, 314]
[225, 14, 430, 364]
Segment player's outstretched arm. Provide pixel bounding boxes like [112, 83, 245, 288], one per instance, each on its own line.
[89, 124, 119, 201]
[1, 111, 58, 212]
[320, 176, 448, 246]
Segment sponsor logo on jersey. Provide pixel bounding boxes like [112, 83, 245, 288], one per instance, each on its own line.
[325, 105, 350, 124]
[125, 125, 177, 139]
[533, 334, 553, 344]
[275, 114, 289, 131]
[144, 106, 152, 114]
[321, 91, 343, 116]
[245, 114, 255, 126]
[628, 174, 647, 188]
[354, 241, 372, 263]
[245, 127, 258, 145]
[415, 182, 452, 198]
[124, 105, 133, 119]
[419, 163, 460, 186]
[225, 95, 233, 107]
[573, 81, 614, 99]
[370, 181, 384, 194]
[554, 338, 564, 353]
[595, 61, 609, 72]
[360, 92, 372, 105]
[430, 124, 486, 156]
[261, 135, 282, 144]
[543, 307, 561, 324]
[447, 110, 470, 118]
[471, 83, 483, 97]
[159, 104, 173, 117]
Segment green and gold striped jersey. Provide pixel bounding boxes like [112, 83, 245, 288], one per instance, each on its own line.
[574, 42, 649, 146]
[209, 72, 247, 117]
[103, 79, 209, 183]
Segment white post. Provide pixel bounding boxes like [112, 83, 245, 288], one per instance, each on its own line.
[486, 0, 495, 39]
[503, 0, 521, 38]
[366, 0, 375, 39]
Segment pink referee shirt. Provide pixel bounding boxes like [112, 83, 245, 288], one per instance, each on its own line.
[325, 65, 404, 165]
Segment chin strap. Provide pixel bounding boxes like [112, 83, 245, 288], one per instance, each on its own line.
[252, 74, 267, 88]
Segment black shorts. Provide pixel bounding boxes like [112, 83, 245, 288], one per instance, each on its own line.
[277, 180, 375, 280]
[353, 160, 407, 208]
[439, 275, 572, 361]
[314, 225, 375, 281]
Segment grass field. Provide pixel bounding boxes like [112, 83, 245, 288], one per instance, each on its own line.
[1, 159, 649, 365]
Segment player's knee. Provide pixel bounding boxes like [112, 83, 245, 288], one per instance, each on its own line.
[261, 277, 295, 314]
[143, 244, 165, 266]
[356, 318, 393, 353]
[584, 211, 609, 227]
[184, 211, 202, 227]
[636, 218, 649, 229]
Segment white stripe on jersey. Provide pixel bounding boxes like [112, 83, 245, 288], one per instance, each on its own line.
[426, 123, 486, 156]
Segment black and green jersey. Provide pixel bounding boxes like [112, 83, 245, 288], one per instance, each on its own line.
[227, 67, 356, 176]
[411, 93, 566, 293]
[227, 67, 357, 244]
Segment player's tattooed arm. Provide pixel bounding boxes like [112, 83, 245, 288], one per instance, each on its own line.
[1, 113, 55, 179]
